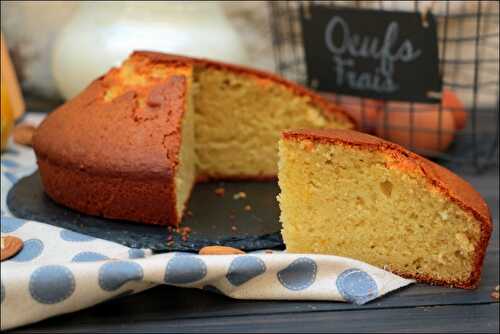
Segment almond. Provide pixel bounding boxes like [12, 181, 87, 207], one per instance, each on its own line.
[12, 123, 37, 147]
[199, 245, 245, 255]
[1, 236, 23, 261]
[214, 187, 225, 197]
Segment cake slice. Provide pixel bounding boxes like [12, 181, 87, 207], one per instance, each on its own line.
[278, 129, 492, 288]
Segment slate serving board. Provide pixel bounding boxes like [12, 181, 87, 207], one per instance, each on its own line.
[7, 171, 284, 252]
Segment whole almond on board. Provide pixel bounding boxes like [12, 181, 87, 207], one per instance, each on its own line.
[1, 236, 23, 261]
[12, 123, 37, 147]
[199, 246, 245, 255]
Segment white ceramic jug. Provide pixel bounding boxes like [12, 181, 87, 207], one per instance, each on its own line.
[52, 1, 249, 100]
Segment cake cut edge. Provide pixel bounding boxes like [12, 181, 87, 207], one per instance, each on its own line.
[280, 129, 492, 289]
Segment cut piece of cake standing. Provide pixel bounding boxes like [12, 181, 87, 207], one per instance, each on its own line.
[33, 51, 355, 226]
[278, 129, 492, 288]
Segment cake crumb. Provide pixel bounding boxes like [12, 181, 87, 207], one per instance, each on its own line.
[167, 241, 174, 246]
[172, 226, 191, 242]
[167, 235, 173, 241]
[491, 291, 499, 300]
[231, 226, 237, 231]
[186, 210, 193, 217]
[229, 215, 236, 220]
[214, 187, 225, 197]
[244, 205, 252, 211]
[491, 285, 500, 300]
[233, 192, 247, 200]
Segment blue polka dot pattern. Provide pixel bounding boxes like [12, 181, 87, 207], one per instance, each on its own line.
[29, 265, 75, 304]
[173, 252, 193, 256]
[226, 256, 266, 286]
[99, 261, 143, 291]
[72, 252, 109, 262]
[1, 159, 18, 168]
[128, 249, 145, 259]
[60, 229, 95, 242]
[203, 285, 225, 295]
[3, 148, 19, 156]
[336, 268, 378, 305]
[3, 172, 18, 184]
[165, 255, 207, 284]
[1, 281, 4, 304]
[278, 257, 317, 291]
[1, 216, 26, 233]
[11, 239, 44, 262]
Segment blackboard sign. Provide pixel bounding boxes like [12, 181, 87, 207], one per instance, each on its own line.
[300, 5, 442, 103]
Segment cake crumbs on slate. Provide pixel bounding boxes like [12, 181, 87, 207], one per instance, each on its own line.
[492, 285, 500, 300]
[214, 187, 225, 197]
[233, 191, 247, 200]
[166, 226, 192, 242]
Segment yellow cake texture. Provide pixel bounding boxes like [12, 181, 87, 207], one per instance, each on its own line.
[278, 129, 492, 288]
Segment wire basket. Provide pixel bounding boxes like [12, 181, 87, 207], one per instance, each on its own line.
[269, 1, 499, 173]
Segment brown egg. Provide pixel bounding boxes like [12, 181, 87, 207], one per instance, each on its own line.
[376, 102, 456, 156]
[320, 93, 383, 133]
[442, 89, 467, 130]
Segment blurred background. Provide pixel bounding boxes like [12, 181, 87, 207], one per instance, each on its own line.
[1, 1, 498, 172]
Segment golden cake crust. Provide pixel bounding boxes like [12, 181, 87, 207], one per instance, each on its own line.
[132, 51, 356, 127]
[282, 129, 492, 288]
[33, 73, 189, 225]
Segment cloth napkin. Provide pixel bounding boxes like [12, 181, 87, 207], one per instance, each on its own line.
[0, 114, 414, 330]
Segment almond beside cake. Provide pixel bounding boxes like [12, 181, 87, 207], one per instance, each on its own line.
[33, 51, 354, 226]
[278, 129, 492, 288]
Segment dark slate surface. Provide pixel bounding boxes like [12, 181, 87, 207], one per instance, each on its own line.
[7, 171, 284, 252]
[9, 170, 499, 333]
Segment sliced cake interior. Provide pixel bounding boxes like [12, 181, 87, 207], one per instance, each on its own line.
[193, 67, 352, 178]
[278, 129, 491, 288]
[127, 52, 354, 181]
[174, 77, 197, 219]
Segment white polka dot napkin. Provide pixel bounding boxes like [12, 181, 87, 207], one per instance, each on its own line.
[1, 114, 414, 330]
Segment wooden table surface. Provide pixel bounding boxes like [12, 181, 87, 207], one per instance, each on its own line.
[10, 169, 498, 333]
